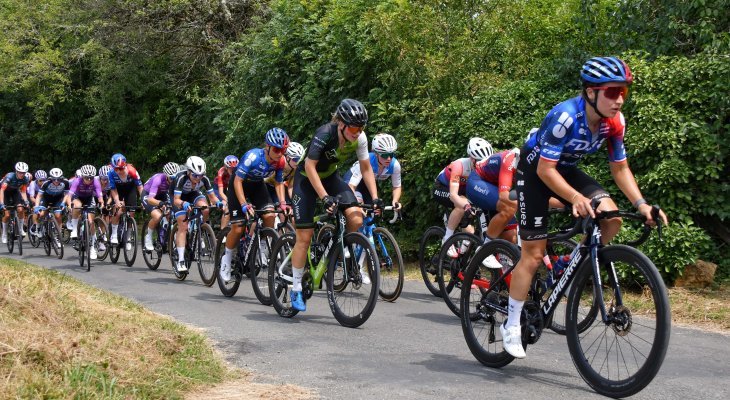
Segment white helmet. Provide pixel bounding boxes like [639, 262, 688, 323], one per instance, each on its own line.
[467, 138, 493, 161]
[49, 168, 63, 178]
[80, 165, 96, 177]
[372, 133, 398, 154]
[75, 169, 82, 178]
[285, 142, 305, 160]
[163, 162, 179, 178]
[186, 156, 206, 175]
[99, 165, 112, 179]
[15, 162, 29, 173]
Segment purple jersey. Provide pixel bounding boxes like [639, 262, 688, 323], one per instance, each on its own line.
[69, 176, 102, 198]
[143, 173, 170, 199]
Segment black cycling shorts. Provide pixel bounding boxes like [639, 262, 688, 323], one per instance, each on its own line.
[115, 185, 139, 208]
[226, 179, 274, 222]
[291, 172, 357, 229]
[141, 190, 170, 213]
[432, 181, 454, 209]
[3, 189, 25, 208]
[515, 152, 610, 241]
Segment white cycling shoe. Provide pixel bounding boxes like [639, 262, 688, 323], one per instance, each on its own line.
[500, 323, 526, 359]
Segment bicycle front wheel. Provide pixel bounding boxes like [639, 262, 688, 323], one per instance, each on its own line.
[438, 232, 481, 317]
[566, 244, 670, 398]
[216, 227, 241, 297]
[326, 232, 380, 328]
[16, 216, 23, 256]
[460, 239, 520, 368]
[123, 217, 138, 266]
[250, 227, 279, 306]
[268, 233, 299, 318]
[197, 224, 217, 286]
[29, 222, 40, 248]
[372, 227, 404, 302]
[141, 222, 161, 270]
[6, 219, 15, 253]
[94, 217, 109, 261]
[419, 226, 445, 297]
[50, 219, 64, 259]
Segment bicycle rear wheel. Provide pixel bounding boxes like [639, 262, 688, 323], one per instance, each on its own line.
[6, 218, 15, 253]
[566, 244, 670, 398]
[372, 227, 404, 302]
[94, 217, 109, 261]
[268, 233, 299, 318]
[197, 223, 217, 286]
[215, 228, 242, 297]
[29, 222, 40, 248]
[15, 216, 23, 255]
[460, 239, 521, 368]
[419, 226, 445, 297]
[250, 227, 279, 306]
[167, 224, 188, 281]
[543, 239, 583, 334]
[438, 232, 481, 317]
[142, 222, 162, 270]
[326, 232, 380, 328]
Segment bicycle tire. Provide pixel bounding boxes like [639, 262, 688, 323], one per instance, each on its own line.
[566, 244, 670, 398]
[316, 224, 343, 292]
[215, 227, 241, 297]
[61, 215, 71, 244]
[42, 221, 52, 255]
[438, 232, 481, 317]
[142, 221, 162, 270]
[16, 216, 23, 255]
[50, 218, 64, 259]
[250, 227, 279, 306]
[122, 217, 138, 266]
[372, 227, 404, 302]
[109, 221, 121, 264]
[29, 222, 40, 248]
[6, 218, 15, 253]
[460, 239, 521, 368]
[543, 239, 594, 334]
[268, 233, 299, 318]
[326, 232, 380, 328]
[94, 217, 109, 261]
[197, 223, 217, 286]
[167, 224, 188, 281]
[419, 226, 445, 297]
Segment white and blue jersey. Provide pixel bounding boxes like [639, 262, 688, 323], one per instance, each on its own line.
[343, 152, 402, 188]
[523, 96, 627, 168]
[235, 148, 285, 183]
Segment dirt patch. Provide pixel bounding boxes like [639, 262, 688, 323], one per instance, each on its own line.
[185, 378, 316, 400]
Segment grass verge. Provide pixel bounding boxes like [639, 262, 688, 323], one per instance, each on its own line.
[0, 258, 314, 399]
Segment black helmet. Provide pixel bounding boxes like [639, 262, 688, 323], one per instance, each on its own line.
[336, 99, 368, 127]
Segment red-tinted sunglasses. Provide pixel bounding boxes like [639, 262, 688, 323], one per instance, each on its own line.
[593, 85, 629, 100]
[269, 145, 286, 155]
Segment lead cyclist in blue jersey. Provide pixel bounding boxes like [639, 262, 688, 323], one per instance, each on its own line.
[501, 56, 668, 359]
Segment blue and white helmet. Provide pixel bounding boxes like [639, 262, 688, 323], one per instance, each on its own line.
[111, 153, 127, 168]
[467, 138, 493, 161]
[99, 165, 112, 179]
[285, 142, 305, 160]
[34, 170, 47, 180]
[163, 162, 179, 178]
[580, 56, 633, 85]
[265, 127, 289, 149]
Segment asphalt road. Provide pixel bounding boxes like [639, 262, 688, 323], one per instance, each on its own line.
[3, 242, 729, 399]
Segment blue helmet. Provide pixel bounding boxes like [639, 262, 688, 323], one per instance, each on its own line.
[224, 155, 238, 168]
[265, 127, 289, 149]
[111, 153, 127, 168]
[580, 57, 633, 85]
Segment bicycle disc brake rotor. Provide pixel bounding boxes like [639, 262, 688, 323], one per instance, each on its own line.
[609, 305, 632, 336]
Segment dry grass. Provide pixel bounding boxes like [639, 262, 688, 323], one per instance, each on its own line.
[0, 258, 315, 399]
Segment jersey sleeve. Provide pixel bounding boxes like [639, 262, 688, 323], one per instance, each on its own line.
[173, 175, 185, 195]
[391, 160, 402, 188]
[68, 178, 80, 196]
[274, 157, 285, 183]
[356, 133, 369, 161]
[148, 175, 161, 198]
[448, 160, 464, 184]
[498, 151, 517, 192]
[606, 112, 627, 163]
[94, 178, 103, 198]
[345, 161, 363, 187]
[202, 176, 213, 194]
[539, 108, 575, 163]
[108, 171, 118, 190]
[129, 166, 143, 186]
[306, 126, 331, 161]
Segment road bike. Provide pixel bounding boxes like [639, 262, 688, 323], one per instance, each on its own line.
[214, 209, 281, 302]
[142, 204, 172, 270]
[460, 201, 669, 397]
[4, 204, 28, 255]
[108, 205, 139, 266]
[419, 207, 488, 297]
[72, 205, 100, 271]
[356, 206, 404, 302]
[167, 206, 216, 282]
[34, 206, 65, 259]
[268, 201, 380, 328]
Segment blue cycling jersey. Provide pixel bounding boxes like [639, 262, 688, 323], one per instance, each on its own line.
[343, 152, 402, 188]
[523, 96, 627, 168]
[235, 148, 285, 183]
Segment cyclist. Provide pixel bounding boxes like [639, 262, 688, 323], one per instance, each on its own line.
[107, 153, 144, 247]
[141, 162, 179, 251]
[220, 128, 290, 283]
[170, 156, 222, 273]
[66, 165, 104, 260]
[432, 138, 493, 256]
[215, 155, 238, 231]
[289, 99, 382, 311]
[33, 168, 69, 241]
[502, 56, 668, 359]
[0, 162, 31, 243]
[344, 133, 403, 211]
[466, 148, 520, 244]
[28, 170, 48, 237]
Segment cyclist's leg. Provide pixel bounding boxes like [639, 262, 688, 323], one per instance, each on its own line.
[561, 168, 620, 243]
[433, 181, 465, 241]
[245, 181, 276, 228]
[465, 171, 516, 242]
[327, 175, 361, 232]
[290, 172, 319, 310]
[221, 184, 247, 275]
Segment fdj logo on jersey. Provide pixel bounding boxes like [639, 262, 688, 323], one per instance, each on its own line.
[565, 138, 606, 152]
